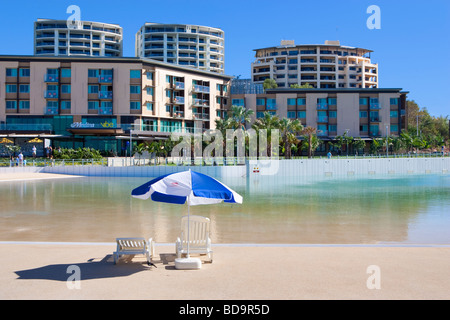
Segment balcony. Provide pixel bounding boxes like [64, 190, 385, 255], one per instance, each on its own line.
[370, 102, 381, 110]
[98, 75, 113, 83]
[45, 106, 58, 115]
[193, 85, 210, 93]
[175, 82, 185, 90]
[317, 130, 329, 137]
[98, 91, 113, 99]
[192, 113, 210, 120]
[174, 96, 185, 104]
[44, 74, 59, 82]
[98, 107, 113, 115]
[172, 111, 184, 119]
[370, 116, 382, 122]
[193, 99, 209, 107]
[317, 103, 328, 110]
[317, 116, 328, 123]
[45, 90, 58, 99]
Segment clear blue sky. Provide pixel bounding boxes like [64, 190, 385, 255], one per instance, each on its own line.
[0, 0, 449, 117]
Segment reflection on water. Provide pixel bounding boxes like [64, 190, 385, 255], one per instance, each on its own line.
[1, 174, 449, 244]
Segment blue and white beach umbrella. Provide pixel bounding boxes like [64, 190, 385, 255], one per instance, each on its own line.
[131, 169, 242, 259]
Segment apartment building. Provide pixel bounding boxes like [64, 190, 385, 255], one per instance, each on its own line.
[230, 88, 407, 140]
[135, 23, 225, 74]
[0, 55, 231, 156]
[34, 19, 123, 57]
[252, 40, 378, 89]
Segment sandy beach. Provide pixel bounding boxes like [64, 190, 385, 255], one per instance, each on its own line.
[0, 242, 449, 300]
[1, 172, 449, 300]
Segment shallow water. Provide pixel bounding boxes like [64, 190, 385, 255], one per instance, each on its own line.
[1, 174, 449, 244]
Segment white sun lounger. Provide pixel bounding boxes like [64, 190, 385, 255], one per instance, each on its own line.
[113, 237, 155, 265]
[176, 215, 213, 263]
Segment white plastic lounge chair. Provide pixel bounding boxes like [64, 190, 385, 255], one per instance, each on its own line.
[176, 215, 213, 263]
[113, 237, 155, 265]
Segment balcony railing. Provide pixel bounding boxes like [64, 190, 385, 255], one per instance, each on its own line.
[193, 99, 209, 107]
[45, 90, 58, 99]
[317, 103, 328, 110]
[317, 116, 329, 123]
[98, 75, 113, 83]
[98, 107, 113, 115]
[192, 113, 210, 120]
[174, 96, 185, 104]
[370, 116, 382, 122]
[173, 111, 184, 119]
[98, 91, 113, 99]
[44, 74, 59, 82]
[370, 102, 381, 110]
[175, 82, 185, 90]
[317, 130, 329, 137]
[193, 85, 210, 93]
[45, 106, 58, 115]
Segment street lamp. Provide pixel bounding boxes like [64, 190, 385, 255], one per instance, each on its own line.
[345, 129, 350, 156]
[386, 125, 389, 158]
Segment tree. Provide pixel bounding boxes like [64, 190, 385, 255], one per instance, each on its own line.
[369, 138, 383, 154]
[263, 78, 278, 92]
[400, 132, 414, 152]
[251, 112, 280, 157]
[301, 126, 319, 158]
[334, 131, 353, 155]
[353, 137, 366, 155]
[229, 105, 254, 130]
[278, 118, 303, 159]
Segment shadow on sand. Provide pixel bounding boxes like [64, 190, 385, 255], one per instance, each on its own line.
[14, 254, 155, 282]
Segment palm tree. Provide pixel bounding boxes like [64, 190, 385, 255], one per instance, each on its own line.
[278, 118, 303, 159]
[252, 112, 280, 157]
[229, 105, 254, 130]
[301, 126, 319, 158]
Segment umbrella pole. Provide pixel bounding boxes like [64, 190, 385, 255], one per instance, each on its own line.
[186, 196, 190, 259]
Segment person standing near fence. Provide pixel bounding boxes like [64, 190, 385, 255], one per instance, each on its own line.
[32, 145, 37, 158]
[18, 152, 24, 166]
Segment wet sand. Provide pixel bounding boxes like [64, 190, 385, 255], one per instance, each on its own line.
[0, 242, 449, 300]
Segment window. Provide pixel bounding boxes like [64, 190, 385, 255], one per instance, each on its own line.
[390, 98, 399, 105]
[370, 124, 379, 135]
[232, 99, 244, 107]
[47, 68, 58, 75]
[166, 105, 171, 112]
[6, 84, 17, 93]
[391, 124, 398, 132]
[329, 111, 337, 118]
[390, 110, 398, 118]
[130, 101, 141, 110]
[61, 84, 71, 94]
[256, 112, 264, 118]
[146, 72, 153, 80]
[146, 102, 153, 111]
[360, 125, 368, 132]
[328, 98, 337, 105]
[61, 101, 71, 109]
[266, 99, 276, 110]
[130, 85, 141, 94]
[287, 98, 296, 106]
[297, 98, 306, 105]
[256, 98, 265, 106]
[88, 85, 99, 94]
[329, 125, 337, 132]
[359, 98, 368, 105]
[6, 68, 17, 77]
[287, 111, 296, 118]
[19, 84, 30, 93]
[61, 68, 71, 78]
[46, 100, 58, 108]
[146, 87, 154, 95]
[130, 70, 141, 79]
[360, 111, 368, 118]
[19, 100, 30, 109]
[88, 69, 98, 77]
[19, 68, 30, 77]
[6, 100, 17, 109]
[297, 111, 306, 118]
[88, 101, 99, 110]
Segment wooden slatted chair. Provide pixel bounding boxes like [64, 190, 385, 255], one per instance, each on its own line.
[113, 237, 155, 265]
[176, 215, 213, 263]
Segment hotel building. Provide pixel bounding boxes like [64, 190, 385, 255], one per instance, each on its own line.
[230, 88, 408, 142]
[34, 19, 123, 57]
[0, 55, 231, 156]
[252, 40, 378, 89]
[135, 23, 225, 74]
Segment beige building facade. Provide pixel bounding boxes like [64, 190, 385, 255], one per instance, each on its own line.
[252, 40, 378, 89]
[0, 55, 231, 155]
